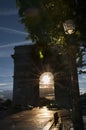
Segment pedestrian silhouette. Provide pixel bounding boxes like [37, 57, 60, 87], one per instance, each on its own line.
[54, 112, 59, 126]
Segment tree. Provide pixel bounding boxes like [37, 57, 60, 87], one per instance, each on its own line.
[64, 34, 84, 130]
[16, 0, 86, 129]
[76, 0, 86, 44]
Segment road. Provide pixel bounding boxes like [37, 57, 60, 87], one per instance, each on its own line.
[0, 107, 86, 130]
[0, 107, 56, 130]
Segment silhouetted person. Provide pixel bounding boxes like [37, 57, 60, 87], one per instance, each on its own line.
[54, 112, 59, 126]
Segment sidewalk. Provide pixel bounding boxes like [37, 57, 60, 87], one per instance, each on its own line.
[43, 120, 54, 130]
[43, 109, 74, 130]
[51, 109, 86, 130]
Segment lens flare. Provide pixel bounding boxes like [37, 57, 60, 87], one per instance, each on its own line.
[42, 75, 50, 84]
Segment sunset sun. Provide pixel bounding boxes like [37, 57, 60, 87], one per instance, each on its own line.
[42, 75, 50, 84]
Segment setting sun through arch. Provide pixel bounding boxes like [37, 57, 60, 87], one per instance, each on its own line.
[39, 72, 55, 100]
[39, 72, 54, 86]
[42, 75, 51, 84]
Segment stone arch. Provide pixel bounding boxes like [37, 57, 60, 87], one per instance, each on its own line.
[12, 45, 71, 108]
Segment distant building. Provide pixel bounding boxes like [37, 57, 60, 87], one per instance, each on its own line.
[12, 44, 72, 108]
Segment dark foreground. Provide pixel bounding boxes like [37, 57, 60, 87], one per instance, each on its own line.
[0, 107, 86, 130]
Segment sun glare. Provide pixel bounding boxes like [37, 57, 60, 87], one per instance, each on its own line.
[39, 72, 55, 99]
[39, 72, 54, 86]
[42, 75, 50, 84]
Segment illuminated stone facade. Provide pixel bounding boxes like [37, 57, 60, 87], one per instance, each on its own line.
[12, 44, 71, 108]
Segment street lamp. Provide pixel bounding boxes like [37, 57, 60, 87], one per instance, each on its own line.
[63, 19, 75, 34]
[63, 19, 84, 130]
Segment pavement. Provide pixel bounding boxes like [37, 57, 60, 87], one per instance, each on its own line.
[42, 109, 74, 130]
[46, 109, 86, 130]
[0, 108, 86, 130]
[51, 109, 74, 130]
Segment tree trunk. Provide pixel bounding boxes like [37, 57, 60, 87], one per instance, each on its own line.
[68, 46, 84, 130]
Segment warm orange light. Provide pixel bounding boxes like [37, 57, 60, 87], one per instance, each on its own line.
[39, 72, 54, 86]
[39, 72, 55, 99]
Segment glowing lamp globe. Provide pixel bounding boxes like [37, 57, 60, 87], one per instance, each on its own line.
[63, 20, 75, 34]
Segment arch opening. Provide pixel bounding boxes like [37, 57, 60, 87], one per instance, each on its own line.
[39, 72, 55, 100]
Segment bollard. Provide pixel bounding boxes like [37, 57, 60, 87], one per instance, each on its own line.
[54, 112, 59, 126]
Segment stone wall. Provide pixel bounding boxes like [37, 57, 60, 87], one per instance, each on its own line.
[12, 44, 71, 108]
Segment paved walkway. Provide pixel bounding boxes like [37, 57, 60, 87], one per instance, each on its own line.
[0, 108, 85, 130]
[43, 109, 74, 130]
[57, 109, 74, 130]
[50, 109, 86, 130]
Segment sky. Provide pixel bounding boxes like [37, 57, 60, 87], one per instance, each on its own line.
[0, 0, 32, 99]
[0, 0, 86, 99]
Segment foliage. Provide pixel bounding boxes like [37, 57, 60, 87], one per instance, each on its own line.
[16, 2, 86, 129]
[76, 0, 86, 43]
[16, 0, 86, 63]
[16, 0, 75, 43]
[16, 0, 86, 43]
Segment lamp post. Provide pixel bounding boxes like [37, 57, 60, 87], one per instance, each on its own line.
[63, 20, 84, 130]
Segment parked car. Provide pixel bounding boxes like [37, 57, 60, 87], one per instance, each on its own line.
[47, 103, 59, 110]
